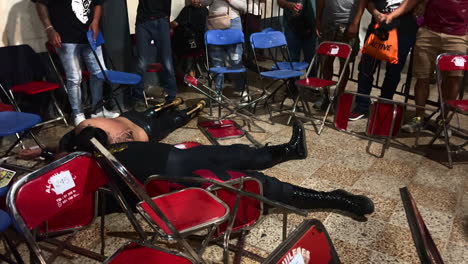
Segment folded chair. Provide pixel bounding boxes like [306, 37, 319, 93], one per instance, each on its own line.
[0, 45, 68, 127]
[87, 31, 142, 113]
[290, 41, 352, 134]
[263, 219, 340, 264]
[249, 31, 304, 121]
[7, 152, 181, 263]
[427, 53, 468, 168]
[91, 139, 230, 263]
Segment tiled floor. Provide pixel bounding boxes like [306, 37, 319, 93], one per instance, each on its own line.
[1, 71, 467, 263]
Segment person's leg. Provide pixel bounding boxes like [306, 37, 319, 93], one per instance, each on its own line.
[243, 171, 374, 216]
[56, 44, 84, 118]
[81, 45, 106, 111]
[153, 18, 177, 102]
[301, 34, 316, 65]
[283, 20, 302, 62]
[380, 27, 417, 100]
[227, 17, 245, 92]
[209, 45, 227, 92]
[164, 121, 307, 174]
[133, 21, 154, 106]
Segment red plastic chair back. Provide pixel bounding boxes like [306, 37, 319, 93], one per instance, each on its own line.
[108, 242, 193, 264]
[334, 93, 354, 131]
[367, 102, 403, 137]
[264, 219, 340, 264]
[0, 103, 14, 112]
[317, 42, 351, 59]
[436, 54, 468, 71]
[10, 153, 107, 230]
[199, 119, 244, 139]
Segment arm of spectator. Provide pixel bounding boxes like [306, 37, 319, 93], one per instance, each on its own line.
[34, 2, 62, 48]
[89, 4, 102, 40]
[277, 0, 300, 15]
[346, 0, 367, 39]
[170, 20, 179, 28]
[200, 0, 213, 7]
[367, 1, 387, 24]
[385, 0, 422, 24]
[315, 0, 324, 37]
[227, 0, 247, 13]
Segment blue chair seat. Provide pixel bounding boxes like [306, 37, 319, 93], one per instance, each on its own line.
[0, 210, 12, 232]
[272, 62, 309, 71]
[209, 66, 246, 74]
[260, 70, 303, 79]
[0, 112, 41, 137]
[97, 70, 142, 85]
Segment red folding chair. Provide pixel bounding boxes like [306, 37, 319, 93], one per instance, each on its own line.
[0, 45, 68, 127]
[263, 219, 340, 264]
[91, 139, 230, 263]
[428, 53, 468, 168]
[291, 41, 352, 134]
[6, 152, 188, 263]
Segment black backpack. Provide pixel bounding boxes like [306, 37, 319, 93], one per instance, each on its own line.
[173, 23, 204, 55]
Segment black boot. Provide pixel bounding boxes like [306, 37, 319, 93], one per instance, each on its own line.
[266, 121, 308, 165]
[289, 187, 375, 217]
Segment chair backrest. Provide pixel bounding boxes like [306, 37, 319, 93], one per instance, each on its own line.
[317, 41, 352, 59]
[250, 31, 287, 49]
[366, 101, 403, 137]
[334, 93, 354, 131]
[87, 30, 105, 51]
[205, 29, 244, 46]
[436, 54, 468, 72]
[263, 219, 340, 264]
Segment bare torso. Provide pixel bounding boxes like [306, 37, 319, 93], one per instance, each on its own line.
[75, 117, 149, 143]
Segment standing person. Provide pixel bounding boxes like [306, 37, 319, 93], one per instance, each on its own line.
[198, 0, 247, 95]
[277, 0, 317, 64]
[314, 0, 367, 109]
[349, 0, 419, 121]
[401, 0, 468, 133]
[133, 0, 178, 111]
[33, 0, 119, 126]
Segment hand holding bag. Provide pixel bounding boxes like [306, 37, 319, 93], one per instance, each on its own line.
[207, 6, 231, 30]
[362, 24, 399, 64]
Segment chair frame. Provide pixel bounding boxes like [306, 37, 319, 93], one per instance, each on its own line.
[427, 53, 468, 168]
[289, 41, 352, 135]
[7, 152, 147, 264]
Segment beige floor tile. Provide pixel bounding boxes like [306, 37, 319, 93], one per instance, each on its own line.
[368, 159, 417, 180]
[443, 241, 468, 264]
[406, 183, 459, 214]
[333, 239, 372, 264]
[347, 189, 399, 222]
[312, 163, 364, 187]
[352, 172, 409, 200]
[367, 250, 411, 264]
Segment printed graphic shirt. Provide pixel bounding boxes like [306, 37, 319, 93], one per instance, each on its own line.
[32, 0, 104, 44]
[424, 0, 468, 36]
[369, 0, 417, 33]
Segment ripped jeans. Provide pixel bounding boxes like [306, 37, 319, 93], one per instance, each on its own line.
[208, 17, 245, 92]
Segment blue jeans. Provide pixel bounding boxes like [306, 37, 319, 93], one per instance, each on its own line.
[56, 43, 105, 116]
[354, 24, 417, 114]
[134, 18, 177, 103]
[209, 17, 245, 92]
[283, 17, 316, 63]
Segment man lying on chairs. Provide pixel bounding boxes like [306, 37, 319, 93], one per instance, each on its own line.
[61, 120, 375, 219]
[19, 98, 205, 160]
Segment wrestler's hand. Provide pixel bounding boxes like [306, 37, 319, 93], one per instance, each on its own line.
[17, 148, 42, 160]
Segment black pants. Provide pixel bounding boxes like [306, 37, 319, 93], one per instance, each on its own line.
[111, 142, 295, 211]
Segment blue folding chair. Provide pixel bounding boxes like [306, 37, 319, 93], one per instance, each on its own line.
[86, 31, 142, 113]
[0, 111, 41, 158]
[0, 209, 24, 264]
[249, 31, 304, 120]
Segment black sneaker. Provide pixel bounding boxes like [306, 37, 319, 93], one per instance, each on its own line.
[349, 111, 366, 121]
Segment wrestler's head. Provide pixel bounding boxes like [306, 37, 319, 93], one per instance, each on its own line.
[59, 127, 109, 152]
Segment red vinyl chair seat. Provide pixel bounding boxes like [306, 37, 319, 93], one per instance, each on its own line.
[447, 100, 468, 113]
[199, 119, 244, 139]
[137, 188, 229, 235]
[11, 81, 59, 95]
[0, 103, 14, 112]
[107, 243, 193, 264]
[147, 63, 162, 73]
[296, 77, 337, 89]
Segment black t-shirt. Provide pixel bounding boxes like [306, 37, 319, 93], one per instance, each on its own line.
[175, 6, 208, 33]
[32, 0, 104, 44]
[136, 0, 171, 24]
[369, 0, 417, 34]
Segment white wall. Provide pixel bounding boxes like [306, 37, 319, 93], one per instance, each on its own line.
[0, 0, 186, 52]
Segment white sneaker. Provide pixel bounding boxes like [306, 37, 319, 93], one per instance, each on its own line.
[74, 113, 86, 126]
[91, 107, 120, 118]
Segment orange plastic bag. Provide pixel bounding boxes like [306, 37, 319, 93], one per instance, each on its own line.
[362, 24, 398, 64]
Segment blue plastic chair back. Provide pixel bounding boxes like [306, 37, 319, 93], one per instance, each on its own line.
[261, 27, 275, 33]
[0, 112, 41, 137]
[205, 29, 245, 46]
[250, 31, 287, 49]
[87, 30, 105, 51]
